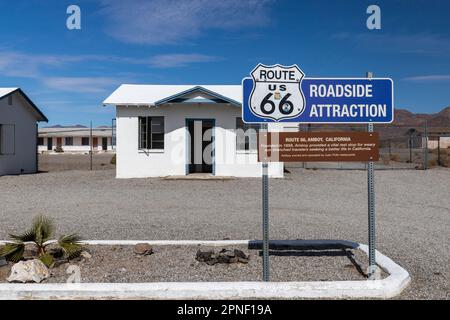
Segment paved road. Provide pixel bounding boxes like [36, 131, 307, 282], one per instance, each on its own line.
[0, 168, 448, 299]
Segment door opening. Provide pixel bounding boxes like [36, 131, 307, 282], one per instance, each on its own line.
[187, 119, 214, 174]
[47, 138, 52, 151]
[102, 137, 108, 151]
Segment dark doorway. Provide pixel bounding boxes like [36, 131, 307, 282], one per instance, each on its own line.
[93, 137, 98, 148]
[102, 137, 108, 151]
[56, 137, 62, 147]
[47, 138, 52, 151]
[187, 119, 214, 174]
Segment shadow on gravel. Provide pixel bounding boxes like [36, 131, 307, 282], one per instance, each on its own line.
[248, 239, 367, 278]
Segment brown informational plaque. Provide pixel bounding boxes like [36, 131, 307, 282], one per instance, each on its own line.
[258, 131, 379, 162]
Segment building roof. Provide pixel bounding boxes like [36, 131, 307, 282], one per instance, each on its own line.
[0, 88, 48, 122]
[103, 84, 242, 106]
[38, 127, 112, 137]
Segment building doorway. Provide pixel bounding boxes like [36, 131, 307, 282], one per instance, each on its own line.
[186, 119, 215, 174]
[93, 137, 98, 149]
[102, 137, 108, 151]
[47, 137, 52, 151]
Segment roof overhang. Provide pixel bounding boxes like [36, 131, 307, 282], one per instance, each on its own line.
[154, 86, 241, 107]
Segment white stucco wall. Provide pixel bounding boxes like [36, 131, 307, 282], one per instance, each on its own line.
[0, 92, 38, 175]
[38, 137, 113, 153]
[115, 103, 284, 178]
[428, 137, 450, 149]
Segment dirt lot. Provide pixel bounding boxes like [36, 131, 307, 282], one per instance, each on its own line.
[0, 159, 448, 299]
[38, 153, 115, 172]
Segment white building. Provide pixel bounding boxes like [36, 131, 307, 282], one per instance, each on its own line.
[38, 126, 114, 153]
[103, 85, 284, 178]
[0, 88, 48, 176]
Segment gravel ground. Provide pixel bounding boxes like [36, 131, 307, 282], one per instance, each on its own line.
[0, 245, 371, 283]
[0, 168, 448, 299]
[38, 153, 115, 172]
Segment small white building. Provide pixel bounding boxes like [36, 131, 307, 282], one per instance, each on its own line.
[103, 85, 284, 178]
[38, 126, 114, 153]
[0, 88, 48, 176]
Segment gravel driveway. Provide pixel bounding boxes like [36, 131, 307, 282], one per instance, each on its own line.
[0, 168, 448, 299]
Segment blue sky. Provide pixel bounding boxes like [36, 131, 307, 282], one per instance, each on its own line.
[0, 0, 449, 126]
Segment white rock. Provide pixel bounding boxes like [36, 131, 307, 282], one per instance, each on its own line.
[7, 259, 50, 283]
[80, 251, 92, 259]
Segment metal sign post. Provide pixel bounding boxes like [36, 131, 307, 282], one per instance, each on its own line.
[261, 123, 269, 282]
[366, 72, 376, 280]
[367, 122, 376, 279]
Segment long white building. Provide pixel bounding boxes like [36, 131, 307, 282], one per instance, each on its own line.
[103, 85, 284, 178]
[0, 88, 48, 176]
[38, 126, 114, 153]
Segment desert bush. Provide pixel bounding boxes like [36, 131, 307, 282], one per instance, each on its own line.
[390, 154, 400, 162]
[54, 146, 64, 153]
[428, 159, 437, 167]
[0, 215, 82, 268]
[110, 154, 116, 165]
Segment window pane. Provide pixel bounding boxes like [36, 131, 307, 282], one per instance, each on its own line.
[65, 137, 73, 146]
[81, 137, 89, 146]
[152, 133, 164, 142]
[139, 117, 147, 149]
[151, 117, 164, 133]
[152, 141, 164, 149]
[37, 137, 44, 146]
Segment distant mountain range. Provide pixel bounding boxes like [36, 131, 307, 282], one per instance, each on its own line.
[394, 106, 450, 127]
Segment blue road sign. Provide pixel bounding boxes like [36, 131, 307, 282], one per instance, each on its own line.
[242, 64, 394, 124]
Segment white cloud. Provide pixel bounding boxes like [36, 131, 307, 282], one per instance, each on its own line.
[42, 77, 121, 93]
[402, 75, 450, 82]
[148, 54, 220, 68]
[332, 32, 450, 56]
[99, 0, 273, 45]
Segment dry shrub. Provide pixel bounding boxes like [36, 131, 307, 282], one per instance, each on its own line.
[390, 154, 400, 162]
[428, 159, 437, 167]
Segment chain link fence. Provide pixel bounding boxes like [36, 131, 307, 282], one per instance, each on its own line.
[285, 122, 450, 170]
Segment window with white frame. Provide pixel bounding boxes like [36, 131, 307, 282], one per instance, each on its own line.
[0, 124, 15, 155]
[139, 117, 164, 150]
[236, 117, 259, 151]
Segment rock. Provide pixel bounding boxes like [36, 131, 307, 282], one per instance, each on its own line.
[7, 259, 50, 283]
[80, 251, 92, 259]
[23, 248, 38, 260]
[53, 258, 69, 268]
[234, 249, 250, 263]
[196, 249, 250, 265]
[133, 243, 153, 256]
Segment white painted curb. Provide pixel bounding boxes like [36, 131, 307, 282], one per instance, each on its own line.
[0, 239, 410, 300]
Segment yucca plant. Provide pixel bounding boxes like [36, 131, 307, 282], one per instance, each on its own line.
[0, 215, 83, 268]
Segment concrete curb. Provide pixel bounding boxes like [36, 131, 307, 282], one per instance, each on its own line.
[0, 239, 411, 300]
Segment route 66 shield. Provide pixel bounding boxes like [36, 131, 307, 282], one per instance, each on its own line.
[249, 64, 306, 121]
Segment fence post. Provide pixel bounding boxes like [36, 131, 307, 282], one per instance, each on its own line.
[437, 136, 441, 166]
[423, 120, 428, 170]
